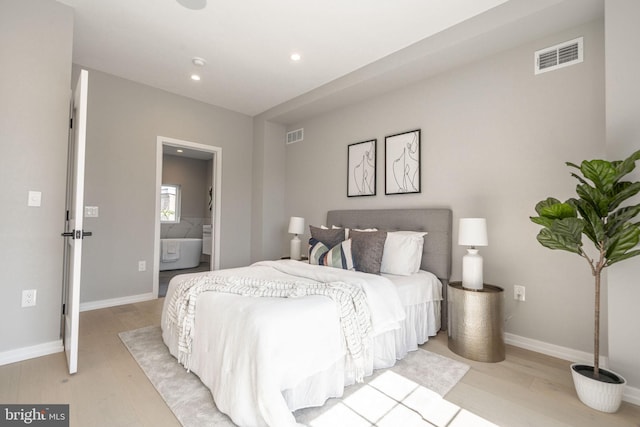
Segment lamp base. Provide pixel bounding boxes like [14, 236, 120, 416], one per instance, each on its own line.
[290, 236, 301, 261]
[462, 248, 483, 290]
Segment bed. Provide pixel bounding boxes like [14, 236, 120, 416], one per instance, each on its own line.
[161, 208, 452, 427]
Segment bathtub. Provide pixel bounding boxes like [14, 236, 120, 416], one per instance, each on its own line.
[160, 238, 203, 271]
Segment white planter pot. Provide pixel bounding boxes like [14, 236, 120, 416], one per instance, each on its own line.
[571, 363, 626, 413]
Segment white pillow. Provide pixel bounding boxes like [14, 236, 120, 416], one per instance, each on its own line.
[330, 225, 377, 239]
[380, 231, 427, 276]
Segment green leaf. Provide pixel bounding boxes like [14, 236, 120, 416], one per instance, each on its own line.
[607, 204, 640, 236]
[569, 172, 589, 187]
[566, 161, 580, 170]
[534, 198, 577, 219]
[580, 159, 618, 192]
[530, 216, 554, 228]
[612, 149, 640, 182]
[575, 184, 609, 216]
[537, 230, 582, 254]
[606, 249, 640, 267]
[573, 198, 605, 244]
[534, 198, 560, 214]
[536, 218, 583, 254]
[605, 223, 640, 262]
[609, 182, 640, 211]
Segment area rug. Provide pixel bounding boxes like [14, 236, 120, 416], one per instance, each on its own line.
[119, 326, 472, 427]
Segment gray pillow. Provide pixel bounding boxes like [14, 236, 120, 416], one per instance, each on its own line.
[309, 226, 345, 248]
[350, 230, 388, 274]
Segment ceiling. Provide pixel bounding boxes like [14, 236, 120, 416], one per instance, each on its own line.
[163, 144, 213, 160]
[57, 0, 603, 119]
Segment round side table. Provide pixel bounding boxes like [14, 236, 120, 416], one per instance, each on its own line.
[447, 281, 505, 363]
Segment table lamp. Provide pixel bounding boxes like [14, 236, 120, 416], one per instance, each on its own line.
[458, 218, 488, 290]
[288, 216, 305, 260]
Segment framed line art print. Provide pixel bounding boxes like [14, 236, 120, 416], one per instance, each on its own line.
[347, 139, 376, 197]
[385, 129, 421, 195]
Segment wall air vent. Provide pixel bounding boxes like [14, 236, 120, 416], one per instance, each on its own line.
[535, 37, 583, 75]
[286, 128, 304, 144]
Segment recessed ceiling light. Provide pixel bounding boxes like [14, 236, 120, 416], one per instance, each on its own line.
[177, 149, 184, 153]
[192, 57, 207, 67]
[191, 74, 201, 81]
[290, 53, 301, 62]
[177, 0, 206, 10]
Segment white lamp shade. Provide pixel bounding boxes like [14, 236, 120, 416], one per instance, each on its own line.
[458, 218, 488, 247]
[288, 216, 305, 235]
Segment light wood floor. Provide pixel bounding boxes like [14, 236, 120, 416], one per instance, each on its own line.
[1, 298, 638, 427]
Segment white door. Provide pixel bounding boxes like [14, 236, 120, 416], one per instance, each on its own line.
[61, 69, 89, 374]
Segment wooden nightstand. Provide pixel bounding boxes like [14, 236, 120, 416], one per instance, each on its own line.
[447, 281, 505, 362]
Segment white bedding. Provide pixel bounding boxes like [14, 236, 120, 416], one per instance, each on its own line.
[383, 270, 443, 357]
[161, 260, 441, 427]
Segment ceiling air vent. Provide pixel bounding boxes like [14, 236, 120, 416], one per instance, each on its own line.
[286, 128, 304, 144]
[535, 37, 583, 75]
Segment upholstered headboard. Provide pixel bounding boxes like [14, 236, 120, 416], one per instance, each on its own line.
[326, 208, 452, 330]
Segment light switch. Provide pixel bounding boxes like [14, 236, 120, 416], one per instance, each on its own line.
[84, 206, 99, 217]
[28, 191, 41, 207]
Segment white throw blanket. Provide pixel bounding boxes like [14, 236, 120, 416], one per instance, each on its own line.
[166, 274, 373, 382]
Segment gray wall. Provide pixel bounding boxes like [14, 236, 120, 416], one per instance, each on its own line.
[605, 0, 640, 390]
[161, 154, 212, 239]
[162, 155, 209, 220]
[251, 119, 287, 261]
[74, 67, 253, 303]
[0, 0, 73, 352]
[275, 20, 606, 355]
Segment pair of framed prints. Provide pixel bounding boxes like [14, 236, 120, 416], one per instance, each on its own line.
[347, 129, 420, 197]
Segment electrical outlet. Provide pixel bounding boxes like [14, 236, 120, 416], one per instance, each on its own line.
[22, 289, 37, 307]
[138, 261, 146, 272]
[84, 206, 99, 217]
[514, 285, 526, 302]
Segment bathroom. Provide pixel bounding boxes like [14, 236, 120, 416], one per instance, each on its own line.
[159, 148, 213, 297]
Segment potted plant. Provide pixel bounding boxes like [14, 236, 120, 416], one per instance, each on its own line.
[530, 149, 640, 413]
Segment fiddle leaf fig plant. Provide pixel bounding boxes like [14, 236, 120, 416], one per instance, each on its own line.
[530, 149, 640, 379]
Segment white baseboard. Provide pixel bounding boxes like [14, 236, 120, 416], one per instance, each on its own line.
[80, 292, 157, 312]
[0, 293, 155, 367]
[506, 332, 640, 405]
[622, 384, 640, 406]
[0, 339, 63, 366]
[505, 332, 609, 367]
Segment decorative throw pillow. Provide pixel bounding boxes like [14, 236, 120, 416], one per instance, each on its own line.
[380, 231, 427, 276]
[350, 230, 388, 274]
[308, 238, 354, 270]
[309, 225, 345, 248]
[330, 225, 349, 240]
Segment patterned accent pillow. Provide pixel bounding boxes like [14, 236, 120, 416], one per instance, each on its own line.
[308, 238, 354, 270]
[309, 225, 346, 248]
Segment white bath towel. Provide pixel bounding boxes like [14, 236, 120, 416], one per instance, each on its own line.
[167, 241, 179, 254]
[162, 241, 180, 262]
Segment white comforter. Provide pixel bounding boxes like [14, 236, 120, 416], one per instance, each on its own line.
[161, 260, 406, 427]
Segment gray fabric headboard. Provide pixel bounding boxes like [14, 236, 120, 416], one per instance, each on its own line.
[326, 208, 452, 330]
[326, 208, 452, 281]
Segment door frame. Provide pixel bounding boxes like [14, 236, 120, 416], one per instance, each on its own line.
[153, 136, 222, 297]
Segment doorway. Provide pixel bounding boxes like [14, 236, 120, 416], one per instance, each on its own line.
[153, 136, 221, 297]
